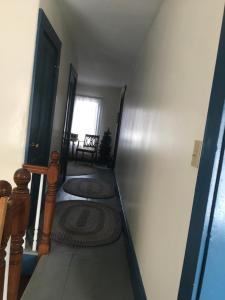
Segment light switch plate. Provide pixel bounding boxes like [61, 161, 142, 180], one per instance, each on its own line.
[191, 140, 202, 168]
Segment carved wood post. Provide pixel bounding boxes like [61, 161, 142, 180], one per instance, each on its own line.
[8, 168, 31, 300]
[0, 181, 12, 299]
[38, 151, 59, 256]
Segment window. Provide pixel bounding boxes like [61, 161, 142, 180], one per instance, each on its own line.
[71, 95, 101, 141]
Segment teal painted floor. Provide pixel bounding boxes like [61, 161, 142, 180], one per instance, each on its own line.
[22, 165, 134, 300]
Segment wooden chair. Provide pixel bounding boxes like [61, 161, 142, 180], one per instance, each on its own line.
[75, 134, 100, 163]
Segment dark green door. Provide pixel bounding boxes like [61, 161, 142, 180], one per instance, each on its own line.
[25, 9, 61, 166]
[25, 9, 61, 227]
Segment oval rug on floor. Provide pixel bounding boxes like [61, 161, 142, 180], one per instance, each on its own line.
[66, 162, 97, 176]
[51, 201, 121, 247]
[63, 178, 115, 199]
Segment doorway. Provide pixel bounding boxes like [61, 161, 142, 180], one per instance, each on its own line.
[60, 64, 78, 183]
[71, 95, 101, 141]
[25, 9, 61, 166]
[178, 8, 225, 300]
[25, 9, 61, 226]
[112, 85, 127, 169]
[60, 94, 102, 180]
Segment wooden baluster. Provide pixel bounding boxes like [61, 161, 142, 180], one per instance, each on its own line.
[38, 151, 59, 256]
[0, 181, 12, 300]
[8, 168, 31, 300]
[0, 181, 12, 198]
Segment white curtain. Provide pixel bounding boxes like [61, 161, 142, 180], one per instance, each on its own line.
[71, 95, 101, 141]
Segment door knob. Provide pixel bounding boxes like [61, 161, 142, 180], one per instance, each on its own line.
[30, 143, 39, 149]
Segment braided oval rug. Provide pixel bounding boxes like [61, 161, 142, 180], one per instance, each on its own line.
[51, 201, 121, 247]
[66, 162, 97, 176]
[63, 178, 115, 199]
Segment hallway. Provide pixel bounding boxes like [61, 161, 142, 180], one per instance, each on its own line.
[2, 0, 225, 299]
[22, 164, 134, 300]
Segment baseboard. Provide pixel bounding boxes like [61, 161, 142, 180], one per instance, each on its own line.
[113, 172, 147, 300]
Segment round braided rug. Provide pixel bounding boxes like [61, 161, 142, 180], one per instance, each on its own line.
[63, 178, 115, 199]
[51, 201, 121, 247]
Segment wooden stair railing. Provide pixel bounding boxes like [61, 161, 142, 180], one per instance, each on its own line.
[0, 168, 31, 300]
[9, 169, 31, 300]
[23, 151, 60, 257]
[0, 180, 12, 300]
[0, 151, 59, 299]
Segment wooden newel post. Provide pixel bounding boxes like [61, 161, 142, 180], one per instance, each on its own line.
[0, 181, 12, 299]
[38, 151, 59, 256]
[8, 168, 31, 300]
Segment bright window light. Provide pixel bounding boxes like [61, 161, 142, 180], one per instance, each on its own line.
[71, 96, 101, 141]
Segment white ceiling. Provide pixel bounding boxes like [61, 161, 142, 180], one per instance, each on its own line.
[59, 0, 163, 87]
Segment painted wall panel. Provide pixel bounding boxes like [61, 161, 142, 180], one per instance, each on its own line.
[115, 0, 225, 299]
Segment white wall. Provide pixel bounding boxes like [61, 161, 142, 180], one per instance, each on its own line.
[116, 0, 225, 299]
[0, 1, 40, 182]
[77, 83, 121, 151]
[39, 0, 78, 152]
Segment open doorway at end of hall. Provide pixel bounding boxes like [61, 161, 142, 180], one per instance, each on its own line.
[61, 84, 126, 182]
[70, 96, 102, 162]
[60, 92, 102, 182]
